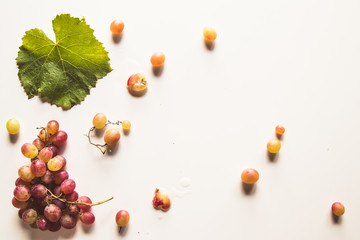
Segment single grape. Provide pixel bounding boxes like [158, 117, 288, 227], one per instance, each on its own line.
[31, 160, 46, 177]
[93, 113, 107, 129]
[150, 51, 166, 67]
[21, 143, 39, 159]
[31, 184, 47, 198]
[46, 120, 59, 135]
[48, 221, 61, 232]
[44, 204, 61, 222]
[122, 120, 131, 130]
[267, 138, 281, 153]
[41, 170, 54, 184]
[115, 210, 130, 227]
[275, 125, 285, 136]
[6, 118, 20, 134]
[32, 138, 45, 151]
[110, 19, 124, 34]
[22, 208, 38, 225]
[80, 211, 95, 225]
[241, 168, 260, 184]
[18, 165, 35, 182]
[15, 177, 28, 186]
[77, 196, 92, 211]
[60, 214, 77, 229]
[14, 185, 31, 202]
[60, 179, 76, 194]
[104, 128, 120, 146]
[65, 191, 79, 202]
[36, 215, 50, 231]
[54, 170, 69, 184]
[50, 130, 68, 146]
[152, 188, 171, 211]
[38, 147, 53, 163]
[47, 155, 66, 172]
[38, 128, 50, 142]
[127, 73, 147, 94]
[203, 26, 217, 42]
[12, 197, 28, 209]
[68, 204, 80, 217]
[332, 202, 345, 216]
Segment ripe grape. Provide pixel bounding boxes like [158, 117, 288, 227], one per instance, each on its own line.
[48, 145, 58, 156]
[60, 179, 76, 194]
[47, 155, 66, 171]
[60, 214, 77, 229]
[6, 118, 20, 134]
[18, 166, 35, 182]
[267, 138, 281, 153]
[50, 130, 68, 146]
[14, 185, 31, 202]
[38, 128, 50, 142]
[52, 186, 62, 196]
[332, 202, 345, 216]
[36, 216, 50, 231]
[15, 177, 28, 186]
[41, 170, 54, 184]
[104, 128, 120, 146]
[275, 125, 285, 136]
[32, 138, 45, 151]
[93, 113, 107, 129]
[122, 120, 131, 130]
[38, 147, 53, 163]
[30, 184, 47, 198]
[77, 196, 92, 211]
[46, 120, 59, 135]
[12, 197, 28, 209]
[54, 170, 69, 184]
[21, 143, 39, 159]
[65, 191, 79, 202]
[68, 204, 80, 217]
[241, 168, 260, 184]
[110, 19, 124, 34]
[53, 199, 66, 210]
[115, 210, 130, 227]
[80, 212, 95, 225]
[22, 208, 38, 225]
[203, 26, 217, 42]
[44, 204, 61, 222]
[31, 160, 46, 177]
[150, 51, 166, 67]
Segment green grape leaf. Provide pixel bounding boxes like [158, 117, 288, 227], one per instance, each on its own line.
[16, 14, 112, 108]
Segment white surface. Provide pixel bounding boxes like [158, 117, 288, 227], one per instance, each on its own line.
[1, 0, 360, 239]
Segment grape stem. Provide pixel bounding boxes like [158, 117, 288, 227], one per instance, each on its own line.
[85, 120, 122, 154]
[46, 188, 113, 206]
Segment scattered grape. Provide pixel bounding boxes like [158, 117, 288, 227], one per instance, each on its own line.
[275, 125, 285, 136]
[110, 19, 124, 34]
[332, 202, 345, 216]
[122, 120, 131, 130]
[151, 51, 165, 67]
[115, 210, 130, 227]
[267, 138, 281, 153]
[127, 73, 147, 94]
[203, 26, 217, 42]
[152, 188, 171, 211]
[241, 168, 259, 184]
[80, 212, 95, 225]
[6, 118, 20, 134]
[21, 143, 39, 159]
[93, 113, 107, 129]
[104, 128, 120, 146]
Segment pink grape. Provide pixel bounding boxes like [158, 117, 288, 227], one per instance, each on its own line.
[38, 147, 53, 163]
[60, 214, 77, 229]
[41, 170, 54, 184]
[77, 196, 92, 211]
[30, 184, 47, 198]
[50, 130, 68, 146]
[14, 185, 31, 202]
[61, 179, 76, 194]
[30, 160, 46, 177]
[32, 138, 45, 151]
[12, 197, 28, 209]
[53, 199, 66, 210]
[68, 204, 80, 217]
[48, 145, 58, 156]
[65, 191, 78, 202]
[115, 210, 130, 227]
[80, 212, 95, 225]
[54, 170, 69, 184]
[36, 216, 50, 231]
[44, 204, 61, 222]
[15, 177, 27, 186]
[21, 143, 39, 159]
[47, 155, 66, 171]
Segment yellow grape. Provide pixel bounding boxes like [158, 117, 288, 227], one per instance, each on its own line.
[93, 113, 107, 129]
[122, 120, 131, 130]
[150, 52, 166, 67]
[104, 129, 120, 146]
[203, 26, 217, 42]
[6, 118, 20, 134]
[267, 138, 281, 153]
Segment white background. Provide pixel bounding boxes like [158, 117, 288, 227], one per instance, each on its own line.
[1, 0, 360, 239]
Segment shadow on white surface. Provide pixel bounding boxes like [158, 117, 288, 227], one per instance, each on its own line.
[117, 224, 129, 236]
[112, 33, 123, 44]
[241, 182, 257, 195]
[9, 133, 20, 144]
[152, 65, 164, 77]
[81, 223, 95, 234]
[19, 220, 77, 239]
[267, 151, 279, 163]
[331, 212, 343, 225]
[204, 39, 215, 51]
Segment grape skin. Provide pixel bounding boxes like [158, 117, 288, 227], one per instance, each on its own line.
[22, 208, 38, 225]
[44, 204, 61, 222]
[18, 166, 35, 182]
[93, 113, 107, 129]
[80, 212, 95, 225]
[6, 118, 20, 134]
[30, 160, 46, 177]
[54, 170, 69, 184]
[14, 185, 31, 202]
[60, 179, 76, 194]
[36, 216, 50, 231]
[77, 196, 92, 211]
[116, 210, 130, 227]
[104, 129, 120, 146]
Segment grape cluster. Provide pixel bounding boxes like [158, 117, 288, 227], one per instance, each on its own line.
[12, 120, 99, 231]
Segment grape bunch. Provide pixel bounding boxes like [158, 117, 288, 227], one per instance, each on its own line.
[12, 120, 111, 231]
